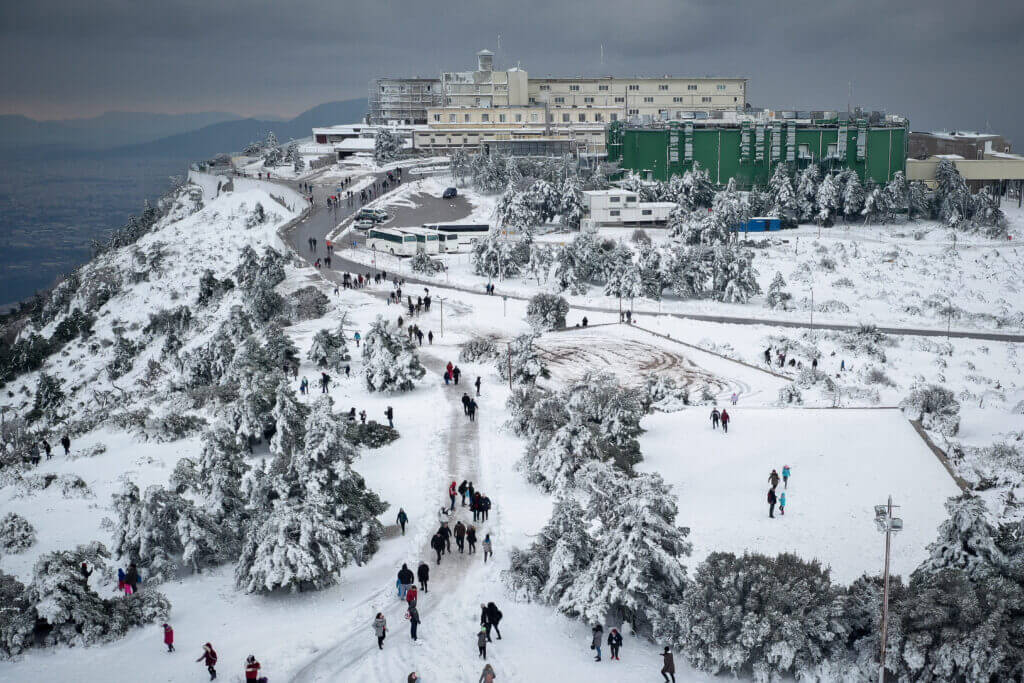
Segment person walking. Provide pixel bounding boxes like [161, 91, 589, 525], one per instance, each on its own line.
[481, 494, 491, 521]
[408, 604, 421, 641]
[462, 393, 471, 415]
[720, 408, 730, 433]
[440, 521, 452, 552]
[405, 584, 418, 609]
[42, 439, 52, 460]
[374, 613, 387, 649]
[449, 480, 458, 511]
[468, 399, 478, 422]
[453, 366, 461, 385]
[661, 647, 676, 682]
[417, 561, 430, 593]
[768, 487, 777, 519]
[482, 533, 493, 563]
[458, 480, 469, 506]
[125, 563, 140, 593]
[354, 332, 361, 348]
[162, 623, 174, 652]
[591, 624, 604, 662]
[710, 407, 720, 430]
[768, 469, 781, 488]
[196, 642, 218, 680]
[396, 508, 408, 535]
[478, 626, 489, 658]
[475, 376, 481, 396]
[320, 372, 330, 393]
[479, 663, 496, 683]
[61, 434, 71, 456]
[467, 525, 477, 554]
[485, 602, 503, 640]
[431, 531, 445, 564]
[454, 520, 466, 553]
[397, 563, 414, 598]
[299, 377, 308, 395]
[428, 331, 433, 344]
[779, 491, 786, 516]
[608, 628, 623, 661]
[386, 406, 394, 428]
[117, 567, 126, 593]
[782, 465, 791, 488]
[244, 655, 261, 682]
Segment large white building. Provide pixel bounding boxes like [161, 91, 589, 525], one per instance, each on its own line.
[581, 189, 675, 229]
[375, 50, 747, 155]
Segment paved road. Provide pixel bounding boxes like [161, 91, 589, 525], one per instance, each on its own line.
[278, 173, 1024, 344]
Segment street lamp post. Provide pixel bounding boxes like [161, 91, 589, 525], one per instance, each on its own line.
[874, 496, 903, 683]
[438, 296, 445, 337]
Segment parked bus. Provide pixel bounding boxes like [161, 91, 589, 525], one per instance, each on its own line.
[423, 223, 490, 248]
[397, 227, 441, 255]
[367, 227, 418, 256]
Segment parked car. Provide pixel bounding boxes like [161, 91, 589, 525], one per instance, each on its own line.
[354, 219, 376, 231]
[356, 208, 389, 223]
[442, 187, 458, 199]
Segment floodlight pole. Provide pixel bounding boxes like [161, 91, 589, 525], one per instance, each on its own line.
[878, 495, 897, 683]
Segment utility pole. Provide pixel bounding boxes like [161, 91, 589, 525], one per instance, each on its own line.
[874, 497, 903, 683]
[438, 297, 444, 337]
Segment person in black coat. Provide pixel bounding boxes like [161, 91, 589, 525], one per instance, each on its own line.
[417, 562, 430, 592]
[397, 563, 414, 597]
[768, 487, 777, 518]
[458, 480, 469, 506]
[481, 496, 491, 521]
[485, 602, 503, 640]
[607, 628, 623, 660]
[431, 532, 445, 564]
[439, 522, 452, 552]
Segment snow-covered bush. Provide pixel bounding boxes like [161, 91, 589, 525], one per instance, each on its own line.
[832, 276, 855, 288]
[901, 383, 960, 435]
[344, 421, 399, 449]
[836, 324, 892, 361]
[777, 384, 803, 405]
[916, 494, 1006, 578]
[30, 372, 65, 421]
[409, 251, 443, 275]
[674, 552, 845, 681]
[640, 375, 690, 413]
[143, 306, 193, 339]
[0, 513, 36, 553]
[18, 473, 93, 498]
[816, 299, 850, 314]
[459, 336, 499, 363]
[496, 334, 549, 386]
[862, 366, 896, 387]
[525, 293, 568, 332]
[361, 316, 425, 392]
[0, 571, 33, 658]
[196, 269, 234, 306]
[291, 286, 329, 320]
[958, 442, 1024, 489]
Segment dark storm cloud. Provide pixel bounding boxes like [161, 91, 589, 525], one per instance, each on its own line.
[2, 0, 1022, 141]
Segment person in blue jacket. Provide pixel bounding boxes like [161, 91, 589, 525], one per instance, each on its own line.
[782, 465, 791, 488]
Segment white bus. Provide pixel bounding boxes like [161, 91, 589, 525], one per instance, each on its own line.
[397, 227, 442, 255]
[423, 223, 490, 249]
[367, 227, 419, 256]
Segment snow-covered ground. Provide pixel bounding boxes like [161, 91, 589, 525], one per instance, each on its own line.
[638, 408, 962, 584]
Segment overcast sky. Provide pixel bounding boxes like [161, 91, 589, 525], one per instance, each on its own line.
[2, 0, 1022, 141]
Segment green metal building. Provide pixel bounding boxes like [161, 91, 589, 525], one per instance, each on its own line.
[606, 117, 907, 188]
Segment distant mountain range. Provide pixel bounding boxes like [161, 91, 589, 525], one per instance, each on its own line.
[1, 99, 368, 161]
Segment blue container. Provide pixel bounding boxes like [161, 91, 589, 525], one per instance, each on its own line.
[733, 216, 782, 232]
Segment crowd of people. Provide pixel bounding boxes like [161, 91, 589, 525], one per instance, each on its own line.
[767, 465, 792, 518]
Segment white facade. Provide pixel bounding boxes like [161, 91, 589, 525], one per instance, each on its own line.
[582, 189, 674, 228]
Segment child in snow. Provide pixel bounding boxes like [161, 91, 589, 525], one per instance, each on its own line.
[196, 642, 218, 680]
[162, 623, 174, 652]
[782, 465, 791, 488]
[479, 663, 496, 683]
[779, 491, 786, 515]
[482, 534, 492, 563]
[374, 613, 387, 649]
[478, 626, 488, 658]
[244, 655, 261, 681]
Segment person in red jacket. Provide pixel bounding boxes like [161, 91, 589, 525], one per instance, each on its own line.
[405, 584, 418, 608]
[720, 409, 731, 433]
[196, 642, 218, 680]
[162, 623, 174, 652]
[245, 655, 261, 681]
[448, 480, 457, 511]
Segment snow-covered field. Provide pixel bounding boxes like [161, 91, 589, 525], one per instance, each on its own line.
[639, 408, 962, 584]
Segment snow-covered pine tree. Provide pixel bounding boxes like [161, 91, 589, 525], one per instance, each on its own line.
[841, 171, 865, 222]
[602, 242, 636, 297]
[815, 173, 841, 226]
[525, 241, 554, 284]
[525, 293, 569, 332]
[373, 127, 403, 163]
[191, 422, 250, 533]
[558, 174, 585, 230]
[767, 164, 801, 227]
[504, 498, 595, 605]
[111, 481, 187, 582]
[711, 177, 748, 234]
[522, 413, 606, 491]
[711, 244, 761, 303]
[972, 187, 1008, 236]
[284, 140, 299, 165]
[496, 334, 549, 386]
[882, 171, 908, 222]
[765, 271, 793, 309]
[263, 322, 299, 368]
[262, 131, 282, 167]
[31, 372, 65, 421]
[935, 158, 972, 227]
[0, 570, 34, 658]
[235, 395, 386, 593]
[361, 316, 426, 392]
[916, 494, 1007, 578]
[525, 179, 562, 225]
[675, 551, 844, 681]
[449, 148, 470, 186]
[907, 180, 930, 220]
[637, 241, 664, 300]
[472, 232, 521, 279]
[269, 383, 308, 460]
[504, 156, 523, 187]
[307, 328, 350, 370]
[861, 181, 887, 225]
[564, 466, 692, 637]
[796, 163, 821, 223]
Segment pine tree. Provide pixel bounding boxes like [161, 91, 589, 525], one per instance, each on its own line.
[361, 316, 426, 392]
[907, 180, 930, 220]
[496, 334, 549, 386]
[0, 570, 33, 657]
[373, 128, 403, 163]
[842, 172, 865, 222]
[768, 164, 801, 227]
[0, 512, 36, 553]
[559, 174, 585, 230]
[765, 271, 793, 309]
[269, 383, 308, 460]
[192, 422, 250, 532]
[815, 173, 841, 226]
[637, 241, 664, 300]
[472, 232, 521, 279]
[525, 241, 554, 284]
[711, 177, 747, 233]
[526, 293, 569, 331]
[449, 148, 470, 186]
[262, 131, 282, 167]
[916, 494, 1007, 578]
[796, 163, 821, 223]
[883, 171, 908, 222]
[307, 328, 350, 370]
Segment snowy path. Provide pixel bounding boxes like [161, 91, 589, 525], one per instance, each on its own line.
[291, 347, 487, 682]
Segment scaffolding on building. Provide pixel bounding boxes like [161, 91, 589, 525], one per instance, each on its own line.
[368, 78, 442, 125]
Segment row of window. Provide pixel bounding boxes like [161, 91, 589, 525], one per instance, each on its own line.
[431, 111, 620, 124]
[537, 95, 733, 105]
[420, 132, 607, 145]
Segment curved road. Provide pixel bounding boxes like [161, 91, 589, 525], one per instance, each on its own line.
[275, 169, 1024, 344]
